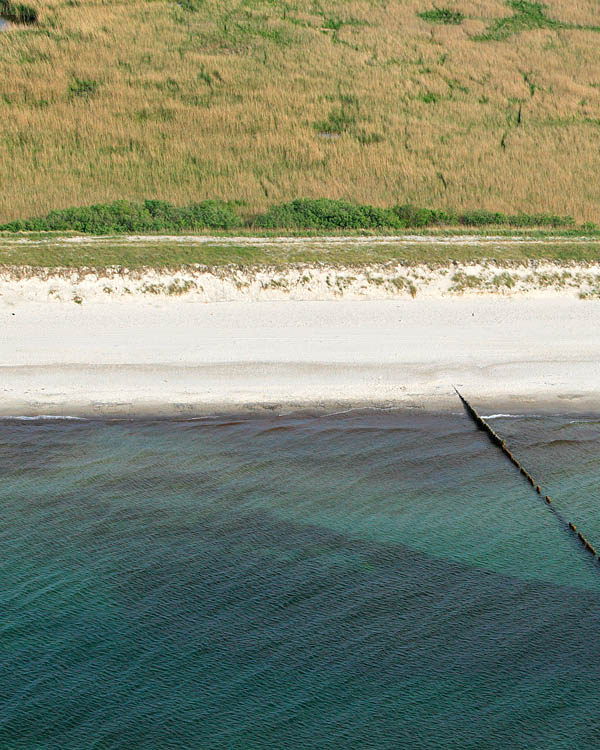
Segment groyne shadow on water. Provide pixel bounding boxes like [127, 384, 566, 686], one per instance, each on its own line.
[454, 387, 600, 564]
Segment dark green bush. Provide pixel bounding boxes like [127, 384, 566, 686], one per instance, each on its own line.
[506, 213, 575, 227]
[457, 209, 507, 226]
[417, 7, 464, 25]
[457, 209, 575, 227]
[0, 200, 242, 233]
[254, 199, 405, 229]
[393, 204, 457, 227]
[0, 1, 37, 23]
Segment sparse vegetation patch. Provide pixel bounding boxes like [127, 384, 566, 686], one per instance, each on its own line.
[177, 0, 203, 11]
[418, 7, 464, 25]
[491, 272, 515, 288]
[2, 233, 600, 271]
[68, 78, 99, 100]
[474, 0, 600, 41]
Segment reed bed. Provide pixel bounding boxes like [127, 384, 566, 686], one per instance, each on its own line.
[2, 0, 600, 223]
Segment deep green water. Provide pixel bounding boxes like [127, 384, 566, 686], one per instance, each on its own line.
[2, 410, 600, 748]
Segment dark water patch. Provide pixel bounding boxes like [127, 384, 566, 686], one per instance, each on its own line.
[2, 413, 600, 747]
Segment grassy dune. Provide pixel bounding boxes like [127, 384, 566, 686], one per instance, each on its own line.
[2, 233, 600, 269]
[2, 0, 600, 223]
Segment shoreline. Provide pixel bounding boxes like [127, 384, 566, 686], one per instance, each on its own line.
[2, 401, 600, 420]
[3, 296, 600, 417]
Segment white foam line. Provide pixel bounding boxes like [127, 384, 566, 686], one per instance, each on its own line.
[482, 413, 543, 419]
[482, 413, 516, 419]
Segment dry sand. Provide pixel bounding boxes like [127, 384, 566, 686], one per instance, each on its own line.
[2, 289, 600, 416]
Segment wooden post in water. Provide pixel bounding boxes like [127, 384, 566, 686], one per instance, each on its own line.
[454, 388, 600, 567]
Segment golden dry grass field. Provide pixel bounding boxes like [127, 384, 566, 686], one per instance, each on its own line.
[1, 0, 600, 223]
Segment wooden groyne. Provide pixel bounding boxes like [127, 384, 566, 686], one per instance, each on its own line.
[454, 388, 600, 564]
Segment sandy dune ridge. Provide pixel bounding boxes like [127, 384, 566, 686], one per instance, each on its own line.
[2, 260, 600, 304]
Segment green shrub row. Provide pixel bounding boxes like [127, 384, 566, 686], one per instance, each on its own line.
[0, 198, 578, 234]
[254, 199, 403, 229]
[0, 1, 37, 24]
[254, 200, 575, 229]
[1, 200, 241, 233]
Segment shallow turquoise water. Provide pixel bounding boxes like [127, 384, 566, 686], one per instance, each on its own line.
[2, 410, 600, 748]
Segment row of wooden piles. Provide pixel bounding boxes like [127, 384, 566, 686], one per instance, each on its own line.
[455, 389, 599, 562]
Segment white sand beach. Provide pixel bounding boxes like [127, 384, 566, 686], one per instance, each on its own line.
[2, 288, 600, 416]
